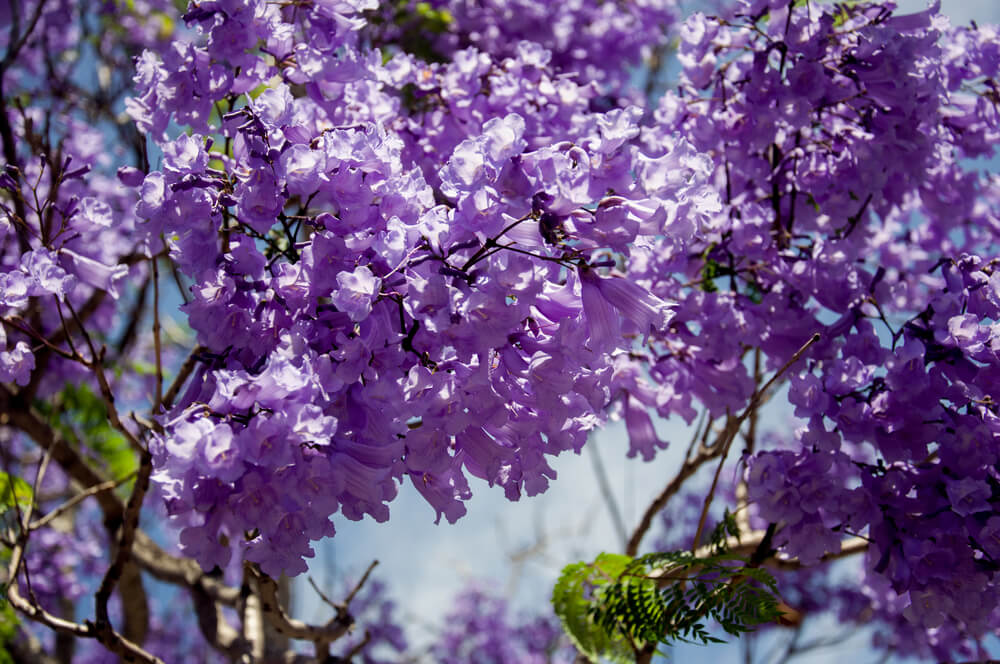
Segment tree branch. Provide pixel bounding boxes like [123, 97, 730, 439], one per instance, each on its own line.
[690, 334, 821, 552]
[626, 412, 719, 556]
[95, 451, 153, 644]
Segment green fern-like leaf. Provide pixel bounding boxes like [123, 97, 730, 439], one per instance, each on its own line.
[556, 544, 784, 660]
[552, 554, 634, 663]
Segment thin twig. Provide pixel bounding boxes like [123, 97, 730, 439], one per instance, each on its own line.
[626, 412, 716, 557]
[307, 576, 340, 613]
[690, 334, 821, 552]
[23, 446, 52, 531]
[344, 560, 379, 606]
[246, 564, 356, 643]
[162, 345, 205, 411]
[64, 300, 143, 451]
[30, 474, 135, 531]
[344, 630, 372, 659]
[94, 452, 153, 631]
[152, 255, 164, 412]
[6, 538, 164, 664]
[586, 437, 628, 549]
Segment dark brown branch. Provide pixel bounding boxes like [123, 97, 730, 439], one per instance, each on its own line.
[26, 285, 112, 404]
[0, 0, 50, 254]
[6, 536, 164, 664]
[114, 274, 151, 356]
[95, 451, 153, 643]
[162, 345, 206, 411]
[1, 384, 240, 608]
[151, 256, 164, 412]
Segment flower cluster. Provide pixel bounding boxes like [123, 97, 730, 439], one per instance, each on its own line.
[364, 0, 678, 95]
[126, 0, 708, 578]
[628, 0, 1000, 656]
[3, 0, 1000, 660]
[432, 587, 575, 664]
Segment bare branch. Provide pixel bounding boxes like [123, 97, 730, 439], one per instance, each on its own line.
[343, 559, 379, 606]
[95, 451, 154, 640]
[6, 537, 164, 664]
[30, 476, 132, 531]
[626, 413, 720, 556]
[131, 531, 240, 605]
[690, 334, 821, 552]
[645, 531, 870, 581]
[8, 624, 61, 664]
[245, 563, 356, 644]
[65, 299, 143, 452]
[151, 255, 164, 412]
[190, 580, 248, 660]
[162, 345, 206, 411]
[586, 435, 627, 549]
[1, 385, 240, 609]
[1, 384, 126, 522]
[343, 630, 373, 660]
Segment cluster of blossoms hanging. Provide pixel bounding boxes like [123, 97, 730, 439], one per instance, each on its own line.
[2, 0, 1000, 661]
[127, 0, 701, 578]
[631, 0, 1000, 657]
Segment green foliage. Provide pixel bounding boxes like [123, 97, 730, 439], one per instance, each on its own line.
[709, 509, 742, 552]
[0, 471, 31, 537]
[698, 258, 721, 293]
[553, 517, 782, 662]
[371, 1, 455, 63]
[552, 553, 635, 663]
[36, 384, 137, 484]
[596, 551, 781, 648]
[0, 602, 17, 664]
[0, 473, 32, 513]
[697, 242, 721, 293]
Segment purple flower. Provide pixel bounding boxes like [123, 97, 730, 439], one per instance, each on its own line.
[0, 341, 34, 386]
[22, 248, 74, 298]
[73, 196, 114, 229]
[236, 169, 283, 234]
[902, 591, 951, 630]
[59, 249, 129, 299]
[162, 133, 208, 175]
[197, 422, 244, 483]
[280, 143, 327, 197]
[332, 265, 380, 321]
[0, 271, 29, 308]
[439, 114, 526, 197]
[136, 171, 167, 219]
[580, 269, 673, 350]
[624, 393, 668, 461]
[945, 478, 991, 516]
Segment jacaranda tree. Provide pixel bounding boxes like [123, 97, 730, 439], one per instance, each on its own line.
[1, 0, 999, 661]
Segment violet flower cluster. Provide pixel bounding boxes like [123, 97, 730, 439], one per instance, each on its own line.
[364, 0, 679, 95]
[2, 0, 1000, 661]
[126, 0, 702, 579]
[432, 587, 575, 664]
[627, 0, 1000, 657]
